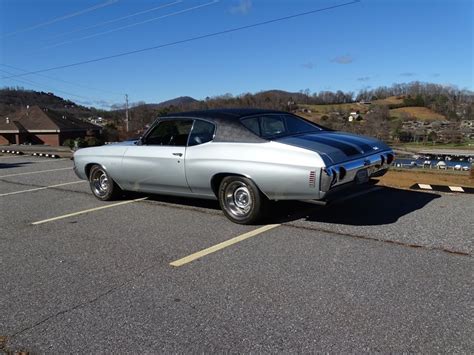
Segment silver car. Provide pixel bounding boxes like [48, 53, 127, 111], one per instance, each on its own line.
[73, 109, 393, 224]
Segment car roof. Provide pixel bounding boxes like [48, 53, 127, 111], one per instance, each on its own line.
[160, 109, 289, 143]
[162, 108, 285, 121]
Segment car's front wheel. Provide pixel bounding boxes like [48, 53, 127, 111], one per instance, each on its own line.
[88, 165, 121, 201]
[218, 176, 266, 224]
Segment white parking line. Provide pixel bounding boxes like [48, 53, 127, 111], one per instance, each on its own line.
[29, 158, 68, 164]
[0, 181, 86, 197]
[170, 224, 280, 267]
[31, 197, 148, 225]
[0, 155, 22, 159]
[0, 167, 71, 178]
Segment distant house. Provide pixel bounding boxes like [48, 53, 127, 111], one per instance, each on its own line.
[348, 111, 361, 122]
[0, 106, 101, 146]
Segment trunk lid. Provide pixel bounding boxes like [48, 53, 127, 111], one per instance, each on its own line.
[276, 131, 390, 165]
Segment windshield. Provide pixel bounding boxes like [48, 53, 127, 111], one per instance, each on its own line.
[241, 114, 323, 139]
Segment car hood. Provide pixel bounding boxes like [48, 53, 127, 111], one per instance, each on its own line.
[276, 131, 391, 165]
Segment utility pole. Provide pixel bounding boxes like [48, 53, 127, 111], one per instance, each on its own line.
[125, 94, 130, 132]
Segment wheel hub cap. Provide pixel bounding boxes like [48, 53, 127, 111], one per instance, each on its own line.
[224, 181, 253, 219]
[91, 169, 109, 197]
[234, 187, 250, 208]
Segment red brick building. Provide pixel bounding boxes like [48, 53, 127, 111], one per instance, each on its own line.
[0, 106, 101, 146]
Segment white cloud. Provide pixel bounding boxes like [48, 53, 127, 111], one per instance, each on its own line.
[302, 62, 315, 70]
[400, 72, 416, 77]
[230, 0, 252, 15]
[331, 54, 353, 64]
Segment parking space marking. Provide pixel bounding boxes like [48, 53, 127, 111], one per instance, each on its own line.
[170, 224, 280, 267]
[0, 181, 86, 197]
[0, 167, 71, 178]
[0, 155, 22, 159]
[27, 158, 68, 164]
[31, 197, 148, 225]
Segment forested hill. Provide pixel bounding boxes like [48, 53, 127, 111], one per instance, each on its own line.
[0, 88, 99, 119]
[2, 82, 473, 125]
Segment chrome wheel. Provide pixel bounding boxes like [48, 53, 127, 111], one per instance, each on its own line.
[90, 168, 109, 197]
[224, 181, 253, 218]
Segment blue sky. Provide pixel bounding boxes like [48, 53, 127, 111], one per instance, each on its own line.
[0, 0, 472, 109]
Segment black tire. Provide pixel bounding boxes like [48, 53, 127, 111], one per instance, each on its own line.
[218, 176, 266, 224]
[88, 165, 121, 201]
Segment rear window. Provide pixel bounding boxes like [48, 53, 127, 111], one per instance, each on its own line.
[241, 114, 322, 139]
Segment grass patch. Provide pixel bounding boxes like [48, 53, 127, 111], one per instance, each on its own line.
[375, 169, 473, 188]
[389, 107, 446, 121]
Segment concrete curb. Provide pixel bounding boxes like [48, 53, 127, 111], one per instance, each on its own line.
[410, 183, 474, 194]
[1, 149, 24, 155]
[32, 152, 61, 159]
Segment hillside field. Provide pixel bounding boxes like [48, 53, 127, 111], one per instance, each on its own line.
[389, 107, 446, 121]
[299, 96, 446, 122]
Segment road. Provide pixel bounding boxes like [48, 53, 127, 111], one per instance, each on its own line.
[0, 155, 472, 353]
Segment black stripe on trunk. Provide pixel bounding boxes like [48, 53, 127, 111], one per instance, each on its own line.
[325, 133, 374, 154]
[300, 135, 361, 156]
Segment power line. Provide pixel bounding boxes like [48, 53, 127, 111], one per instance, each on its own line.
[42, 0, 219, 51]
[0, 0, 119, 39]
[47, 0, 182, 40]
[1, 0, 360, 80]
[0, 68, 114, 106]
[0, 63, 124, 96]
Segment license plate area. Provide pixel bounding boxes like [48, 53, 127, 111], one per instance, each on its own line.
[355, 168, 369, 184]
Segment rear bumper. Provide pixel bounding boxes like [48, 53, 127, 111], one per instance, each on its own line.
[319, 149, 393, 197]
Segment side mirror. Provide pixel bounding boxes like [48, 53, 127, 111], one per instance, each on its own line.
[135, 137, 144, 145]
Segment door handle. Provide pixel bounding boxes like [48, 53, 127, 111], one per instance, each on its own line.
[172, 153, 183, 157]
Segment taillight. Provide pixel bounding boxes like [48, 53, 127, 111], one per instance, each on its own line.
[338, 166, 346, 180]
[386, 153, 394, 165]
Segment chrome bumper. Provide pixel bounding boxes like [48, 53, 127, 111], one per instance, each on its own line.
[320, 150, 393, 193]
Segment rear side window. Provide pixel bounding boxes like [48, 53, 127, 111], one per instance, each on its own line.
[188, 120, 215, 146]
[241, 114, 322, 139]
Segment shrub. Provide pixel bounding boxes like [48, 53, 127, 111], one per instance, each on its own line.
[85, 136, 103, 147]
[62, 138, 75, 149]
[75, 137, 87, 148]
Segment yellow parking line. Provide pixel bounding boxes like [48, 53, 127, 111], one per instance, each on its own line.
[0, 181, 86, 197]
[170, 224, 280, 267]
[0, 167, 71, 178]
[31, 197, 148, 225]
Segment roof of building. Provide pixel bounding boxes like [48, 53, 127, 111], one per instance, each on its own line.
[0, 106, 100, 132]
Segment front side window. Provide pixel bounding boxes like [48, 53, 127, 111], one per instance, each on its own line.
[145, 120, 193, 146]
[188, 120, 215, 146]
[241, 114, 322, 139]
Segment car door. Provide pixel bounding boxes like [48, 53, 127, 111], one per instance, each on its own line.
[120, 119, 193, 194]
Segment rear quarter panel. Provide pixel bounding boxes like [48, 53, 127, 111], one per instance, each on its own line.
[185, 141, 325, 200]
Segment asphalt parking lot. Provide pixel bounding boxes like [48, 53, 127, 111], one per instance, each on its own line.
[1, 155, 472, 353]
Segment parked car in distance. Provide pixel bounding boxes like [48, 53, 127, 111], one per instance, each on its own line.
[73, 109, 393, 224]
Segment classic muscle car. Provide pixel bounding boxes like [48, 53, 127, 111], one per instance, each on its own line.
[73, 109, 393, 224]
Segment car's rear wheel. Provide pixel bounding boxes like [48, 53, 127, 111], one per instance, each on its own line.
[218, 176, 266, 224]
[89, 165, 121, 201]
